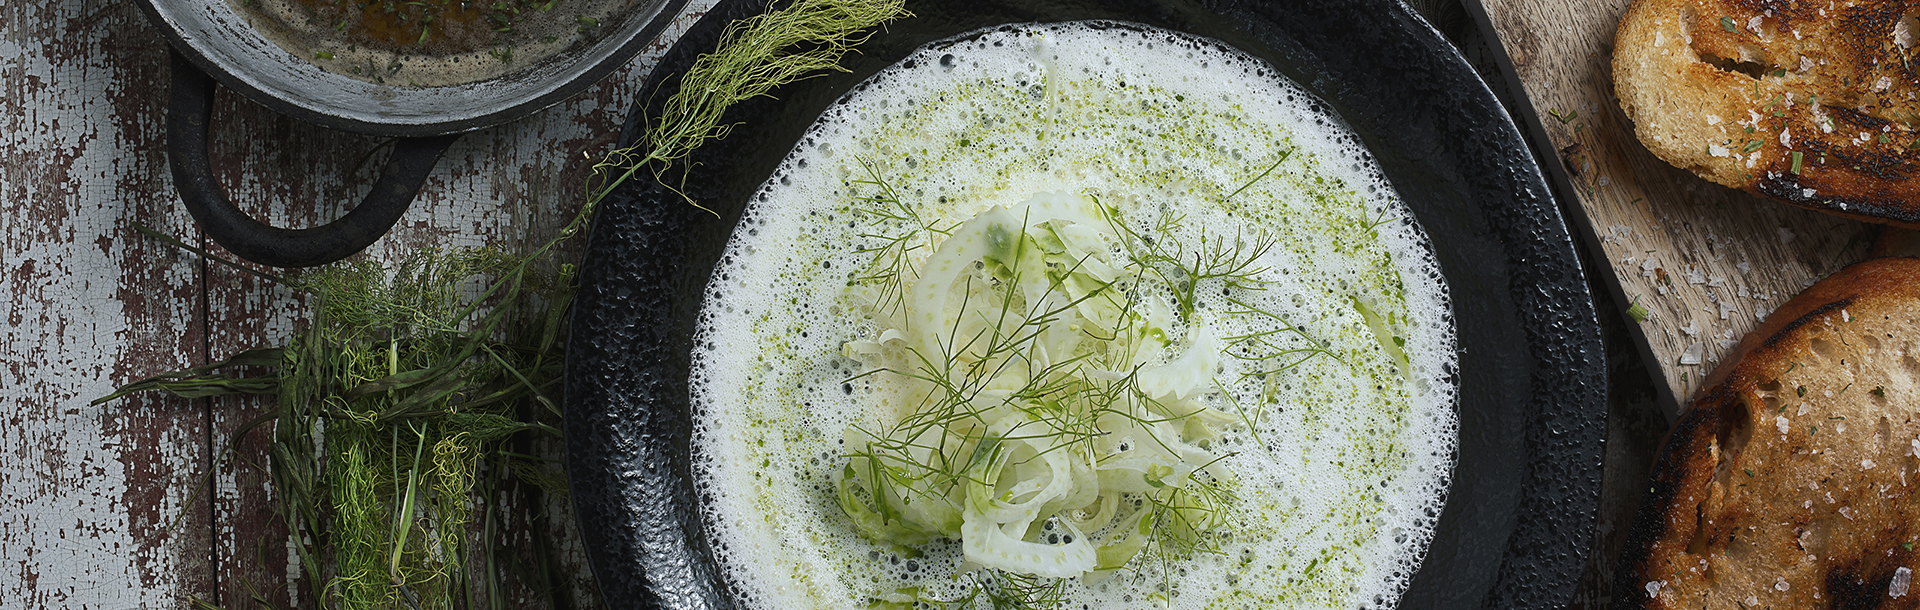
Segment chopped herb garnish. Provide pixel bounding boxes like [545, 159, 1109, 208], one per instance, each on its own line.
[1721, 16, 1737, 31]
[1743, 468, 1754, 477]
[1791, 151, 1803, 174]
[1627, 297, 1650, 323]
[1873, 385, 1886, 397]
[1796, 385, 1806, 397]
[1745, 140, 1764, 152]
[314, 50, 335, 59]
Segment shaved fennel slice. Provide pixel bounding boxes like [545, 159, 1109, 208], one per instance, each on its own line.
[837, 192, 1244, 580]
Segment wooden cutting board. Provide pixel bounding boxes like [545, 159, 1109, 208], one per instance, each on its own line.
[1477, 0, 1876, 413]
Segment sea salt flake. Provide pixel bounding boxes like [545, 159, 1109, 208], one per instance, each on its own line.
[1777, 577, 1791, 591]
[1863, 459, 1877, 469]
[1777, 415, 1792, 434]
[1892, 567, 1912, 598]
[1681, 342, 1706, 365]
[1646, 580, 1666, 598]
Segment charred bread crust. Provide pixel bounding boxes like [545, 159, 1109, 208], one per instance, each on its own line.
[1614, 0, 1920, 228]
[1617, 257, 1920, 610]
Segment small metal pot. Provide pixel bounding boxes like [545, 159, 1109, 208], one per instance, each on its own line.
[135, 0, 687, 267]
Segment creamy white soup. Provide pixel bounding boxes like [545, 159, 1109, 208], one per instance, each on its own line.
[687, 22, 1457, 610]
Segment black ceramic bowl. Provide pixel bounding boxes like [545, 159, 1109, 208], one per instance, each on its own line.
[566, 0, 1607, 608]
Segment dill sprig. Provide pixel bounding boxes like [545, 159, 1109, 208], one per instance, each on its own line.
[834, 159, 1342, 603]
[101, 235, 580, 610]
[850, 156, 952, 323]
[586, 0, 911, 213]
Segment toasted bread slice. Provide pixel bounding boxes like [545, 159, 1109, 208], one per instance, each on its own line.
[1617, 257, 1920, 610]
[1614, 0, 1920, 227]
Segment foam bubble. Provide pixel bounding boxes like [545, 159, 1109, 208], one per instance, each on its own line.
[688, 21, 1456, 610]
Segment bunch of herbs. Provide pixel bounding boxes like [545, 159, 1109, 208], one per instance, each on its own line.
[103, 0, 912, 607]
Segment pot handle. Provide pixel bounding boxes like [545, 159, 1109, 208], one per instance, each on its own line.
[166, 52, 459, 268]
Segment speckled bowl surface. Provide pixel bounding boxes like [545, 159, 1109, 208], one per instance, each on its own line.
[565, 0, 1607, 608]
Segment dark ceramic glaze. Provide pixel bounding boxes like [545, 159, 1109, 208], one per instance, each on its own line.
[565, 0, 1608, 608]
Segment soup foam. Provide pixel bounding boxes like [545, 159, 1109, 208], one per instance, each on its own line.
[687, 22, 1457, 610]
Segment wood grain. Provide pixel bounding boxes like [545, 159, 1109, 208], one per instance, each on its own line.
[2, 0, 713, 607]
[3, 0, 216, 605]
[1481, 0, 1876, 407]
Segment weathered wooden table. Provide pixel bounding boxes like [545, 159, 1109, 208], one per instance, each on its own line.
[7, 0, 1862, 607]
[2, 0, 714, 605]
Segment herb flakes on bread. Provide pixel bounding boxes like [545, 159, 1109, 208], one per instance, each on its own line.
[1618, 257, 1920, 609]
[1614, 0, 1920, 227]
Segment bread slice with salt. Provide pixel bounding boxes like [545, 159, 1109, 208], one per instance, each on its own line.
[1617, 257, 1920, 609]
[1613, 0, 1920, 227]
